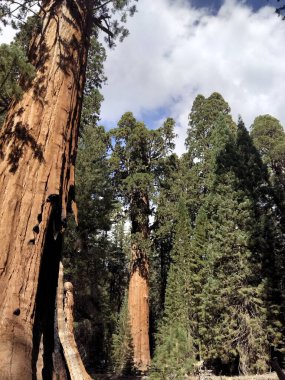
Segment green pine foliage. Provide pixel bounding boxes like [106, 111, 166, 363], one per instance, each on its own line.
[111, 293, 135, 376]
[0, 42, 35, 125]
[80, 35, 106, 133]
[109, 112, 175, 209]
[250, 114, 285, 354]
[0, 35, 281, 376]
[250, 115, 285, 172]
[150, 94, 285, 378]
[150, 324, 195, 380]
[63, 124, 129, 372]
[184, 92, 236, 225]
[108, 112, 176, 278]
[193, 117, 283, 374]
[150, 153, 181, 322]
[0, 0, 138, 47]
[185, 92, 234, 160]
[151, 199, 196, 379]
[251, 115, 285, 213]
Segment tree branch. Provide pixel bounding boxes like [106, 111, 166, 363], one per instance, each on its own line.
[94, 0, 114, 11]
[93, 17, 114, 38]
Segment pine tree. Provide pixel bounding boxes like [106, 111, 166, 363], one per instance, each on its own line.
[250, 115, 285, 360]
[151, 153, 180, 323]
[195, 117, 283, 375]
[111, 293, 135, 376]
[63, 124, 127, 373]
[184, 92, 235, 224]
[151, 198, 196, 380]
[0, 43, 35, 125]
[185, 92, 233, 161]
[251, 115, 285, 215]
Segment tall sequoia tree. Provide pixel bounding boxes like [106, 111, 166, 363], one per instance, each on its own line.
[109, 112, 175, 372]
[0, 1, 137, 379]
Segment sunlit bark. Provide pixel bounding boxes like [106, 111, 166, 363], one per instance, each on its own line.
[128, 193, 151, 372]
[0, 0, 90, 378]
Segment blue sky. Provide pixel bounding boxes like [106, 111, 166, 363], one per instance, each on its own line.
[191, 0, 275, 12]
[100, 0, 285, 154]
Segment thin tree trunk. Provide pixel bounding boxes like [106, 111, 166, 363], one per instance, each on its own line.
[0, 0, 90, 378]
[128, 194, 151, 372]
[271, 359, 285, 380]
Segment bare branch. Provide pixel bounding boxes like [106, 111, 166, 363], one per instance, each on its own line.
[94, 0, 114, 11]
[93, 17, 114, 38]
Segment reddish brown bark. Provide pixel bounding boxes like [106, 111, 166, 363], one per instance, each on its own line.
[0, 0, 90, 378]
[128, 245, 150, 372]
[128, 193, 151, 372]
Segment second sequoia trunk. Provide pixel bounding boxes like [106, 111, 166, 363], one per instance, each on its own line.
[109, 113, 176, 373]
[128, 192, 151, 372]
[0, 0, 90, 378]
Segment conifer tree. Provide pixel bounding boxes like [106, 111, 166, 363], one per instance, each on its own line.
[151, 153, 180, 320]
[195, 117, 283, 374]
[0, 43, 35, 125]
[250, 115, 285, 353]
[184, 92, 235, 223]
[111, 293, 135, 376]
[63, 124, 127, 373]
[151, 198, 196, 380]
[109, 113, 175, 372]
[251, 115, 285, 214]
[185, 92, 233, 161]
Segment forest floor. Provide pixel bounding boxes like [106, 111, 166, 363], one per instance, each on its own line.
[200, 374, 277, 380]
[93, 373, 277, 380]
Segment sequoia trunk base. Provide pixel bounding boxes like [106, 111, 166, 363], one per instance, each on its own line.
[0, 0, 90, 378]
[128, 244, 151, 372]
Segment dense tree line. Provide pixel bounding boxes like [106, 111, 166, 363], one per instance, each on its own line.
[60, 90, 285, 377]
[2, 32, 285, 376]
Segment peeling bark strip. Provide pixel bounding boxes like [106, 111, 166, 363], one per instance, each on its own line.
[57, 262, 92, 380]
[0, 1, 90, 378]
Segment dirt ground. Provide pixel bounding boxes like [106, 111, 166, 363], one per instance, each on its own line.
[93, 373, 278, 380]
[208, 374, 277, 380]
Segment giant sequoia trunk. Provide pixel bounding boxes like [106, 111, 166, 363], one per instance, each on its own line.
[128, 193, 151, 372]
[0, 0, 91, 378]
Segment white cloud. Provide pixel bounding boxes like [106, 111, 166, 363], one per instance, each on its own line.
[0, 25, 16, 44]
[100, 0, 285, 154]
